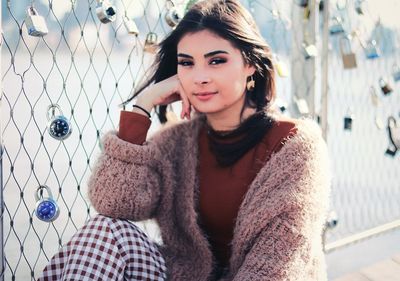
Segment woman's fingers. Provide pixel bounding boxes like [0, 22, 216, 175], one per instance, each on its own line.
[177, 82, 190, 120]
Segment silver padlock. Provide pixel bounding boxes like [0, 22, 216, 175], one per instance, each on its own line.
[329, 16, 345, 35]
[144, 32, 158, 54]
[340, 35, 357, 69]
[25, 6, 49, 37]
[123, 16, 139, 35]
[379, 78, 393, 96]
[365, 39, 380, 59]
[96, 0, 116, 23]
[370, 86, 380, 107]
[47, 104, 72, 140]
[35, 185, 60, 222]
[302, 42, 318, 60]
[294, 97, 309, 115]
[165, 7, 183, 28]
[392, 64, 400, 82]
[375, 115, 384, 130]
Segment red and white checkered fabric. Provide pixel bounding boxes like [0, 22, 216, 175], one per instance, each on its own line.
[38, 214, 167, 281]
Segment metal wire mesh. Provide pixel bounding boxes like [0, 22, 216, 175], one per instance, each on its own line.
[322, 0, 400, 247]
[0, 0, 399, 280]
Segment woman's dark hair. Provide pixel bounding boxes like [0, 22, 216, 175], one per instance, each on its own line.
[123, 0, 276, 124]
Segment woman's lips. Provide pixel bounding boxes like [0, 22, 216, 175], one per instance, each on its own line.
[194, 91, 217, 101]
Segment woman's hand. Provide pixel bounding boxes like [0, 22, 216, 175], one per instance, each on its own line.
[135, 74, 191, 120]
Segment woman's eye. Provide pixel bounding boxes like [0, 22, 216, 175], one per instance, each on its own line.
[210, 58, 226, 65]
[177, 61, 193, 66]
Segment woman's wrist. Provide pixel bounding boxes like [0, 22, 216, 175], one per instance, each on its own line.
[132, 94, 154, 117]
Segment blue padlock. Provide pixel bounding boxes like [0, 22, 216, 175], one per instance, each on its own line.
[35, 185, 60, 222]
[365, 39, 380, 59]
[47, 104, 72, 140]
[329, 16, 345, 35]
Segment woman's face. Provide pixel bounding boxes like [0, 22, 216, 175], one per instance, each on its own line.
[177, 29, 255, 118]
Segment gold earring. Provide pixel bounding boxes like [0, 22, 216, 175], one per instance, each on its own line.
[246, 75, 255, 91]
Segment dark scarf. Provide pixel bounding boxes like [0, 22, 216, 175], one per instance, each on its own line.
[206, 110, 274, 167]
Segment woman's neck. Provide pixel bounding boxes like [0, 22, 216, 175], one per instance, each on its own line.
[205, 107, 256, 131]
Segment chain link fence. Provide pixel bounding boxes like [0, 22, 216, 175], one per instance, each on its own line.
[1, 0, 399, 280]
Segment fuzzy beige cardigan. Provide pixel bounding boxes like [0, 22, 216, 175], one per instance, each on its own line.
[88, 114, 331, 281]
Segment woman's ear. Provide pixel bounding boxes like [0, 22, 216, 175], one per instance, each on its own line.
[245, 64, 256, 77]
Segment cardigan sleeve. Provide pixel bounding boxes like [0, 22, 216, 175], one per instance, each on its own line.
[87, 115, 163, 221]
[223, 119, 331, 281]
[118, 110, 151, 144]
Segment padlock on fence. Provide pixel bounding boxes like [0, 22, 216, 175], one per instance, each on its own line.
[302, 42, 318, 60]
[344, 108, 354, 131]
[355, 0, 366, 15]
[340, 35, 357, 69]
[25, 6, 48, 37]
[379, 78, 393, 96]
[96, 0, 116, 23]
[273, 54, 289, 77]
[165, 1, 183, 28]
[325, 210, 339, 230]
[370, 86, 380, 107]
[329, 16, 345, 35]
[47, 104, 72, 141]
[385, 116, 400, 157]
[35, 185, 60, 222]
[296, 0, 309, 8]
[144, 32, 158, 54]
[294, 97, 309, 115]
[364, 39, 380, 59]
[392, 64, 400, 82]
[123, 16, 139, 35]
[375, 115, 384, 130]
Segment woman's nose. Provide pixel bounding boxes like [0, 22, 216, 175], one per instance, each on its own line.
[193, 73, 211, 85]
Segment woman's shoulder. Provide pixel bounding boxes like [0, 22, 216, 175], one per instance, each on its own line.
[267, 113, 325, 156]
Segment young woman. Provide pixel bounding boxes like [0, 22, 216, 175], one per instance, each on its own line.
[39, 0, 331, 280]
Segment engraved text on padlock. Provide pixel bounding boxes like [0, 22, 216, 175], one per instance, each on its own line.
[35, 185, 60, 222]
[25, 7, 49, 37]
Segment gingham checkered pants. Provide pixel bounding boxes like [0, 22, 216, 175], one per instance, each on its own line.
[38, 214, 167, 281]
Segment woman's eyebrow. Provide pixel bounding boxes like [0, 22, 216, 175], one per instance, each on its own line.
[177, 50, 229, 59]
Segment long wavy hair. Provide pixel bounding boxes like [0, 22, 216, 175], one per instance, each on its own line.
[123, 0, 276, 124]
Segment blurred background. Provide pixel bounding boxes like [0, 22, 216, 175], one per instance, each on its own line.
[1, 0, 399, 280]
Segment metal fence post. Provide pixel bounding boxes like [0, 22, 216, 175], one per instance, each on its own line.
[290, 0, 319, 120]
[0, 1, 5, 279]
[320, 0, 330, 142]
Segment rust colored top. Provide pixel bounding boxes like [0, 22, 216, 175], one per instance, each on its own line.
[118, 110, 298, 269]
